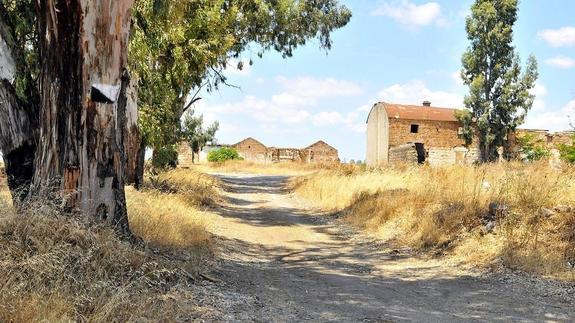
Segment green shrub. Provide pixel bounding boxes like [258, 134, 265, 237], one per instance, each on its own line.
[558, 134, 575, 163]
[516, 134, 550, 162]
[207, 147, 241, 162]
[152, 145, 178, 169]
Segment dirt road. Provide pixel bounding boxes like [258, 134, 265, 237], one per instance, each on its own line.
[199, 173, 574, 322]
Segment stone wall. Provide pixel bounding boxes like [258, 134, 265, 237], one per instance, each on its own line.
[428, 147, 479, 166]
[388, 119, 468, 148]
[388, 144, 418, 164]
[234, 138, 268, 162]
[304, 141, 340, 163]
[177, 142, 194, 168]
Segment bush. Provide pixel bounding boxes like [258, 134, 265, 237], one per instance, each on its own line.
[558, 134, 575, 163]
[516, 133, 550, 162]
[207, 147, 241, 162]
[152, 145, 178, 169]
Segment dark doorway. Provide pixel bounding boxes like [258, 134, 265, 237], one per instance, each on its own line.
[415, 143, 426, 164]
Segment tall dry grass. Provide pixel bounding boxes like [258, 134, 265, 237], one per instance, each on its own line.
[0, 168, 220, 321]
[292, 162, 575, 280]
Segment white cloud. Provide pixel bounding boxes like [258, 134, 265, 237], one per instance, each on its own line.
[451, 71, 464, 86]
[275, 76, 364, 99]
[538, 26, 575, 47]
[545, 56, 575, 69]
[523, 99, 575, 131]
[372, 1, 444, 27]
[225, 59, 252, 77]
[377, 80, 464, 108]
[312, 112, 346, 126]
[529, 83, 547, 112]
[194, 76, 364, 130]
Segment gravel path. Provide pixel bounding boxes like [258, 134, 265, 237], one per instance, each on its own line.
[196, 173, 575, 322]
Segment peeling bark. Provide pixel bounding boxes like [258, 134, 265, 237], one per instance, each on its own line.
[0, 10, 38, 204]
[34, 0, 134, 235]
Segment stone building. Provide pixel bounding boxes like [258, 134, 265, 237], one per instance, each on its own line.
[178, 137, 340, 165]
[366, 101, 574, 166]
[366, 101, 478, 166]
[233, 137, 268, 162]
[303, 141, 340, 163]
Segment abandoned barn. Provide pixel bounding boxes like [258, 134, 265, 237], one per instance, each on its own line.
[366, 101, 574, 166]
[177, 137, 340, 167]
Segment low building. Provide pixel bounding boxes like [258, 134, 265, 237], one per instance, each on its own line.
[178, 137, 340, 165]
[366, 101, 478, 166]
[366, 101, 573, 166]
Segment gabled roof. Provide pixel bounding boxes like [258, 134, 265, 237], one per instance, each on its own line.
[304, 140, 337, 151]
[368, 102, 460, 123]
[232, 137, 267, 148]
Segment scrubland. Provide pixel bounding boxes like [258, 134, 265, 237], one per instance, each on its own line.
[0, 167, 219, 321]
[292, 162, 575, 280]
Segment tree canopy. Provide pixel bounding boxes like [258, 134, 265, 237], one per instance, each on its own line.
[460, 0, 538, 162]
[130, 0, 352, 151]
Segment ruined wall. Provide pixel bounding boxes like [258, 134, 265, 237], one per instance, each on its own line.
[304, 141, 340, 163]
[428, 147, 479, 166]
[233, 138, 268, 162]
[388, 119, 467, 148]
[177, 142, 194, 168]
[388, 144, 418, 164]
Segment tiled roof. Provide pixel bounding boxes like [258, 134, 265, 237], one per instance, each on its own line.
[376, 102, 460, 122]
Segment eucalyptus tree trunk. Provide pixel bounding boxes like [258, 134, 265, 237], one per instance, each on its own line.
[124, 76, 144, 189]
[33, 0, 134, 234]
[0, 11, 38, 204]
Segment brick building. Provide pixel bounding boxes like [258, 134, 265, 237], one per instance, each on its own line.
[366, 101, 478, 166]
[178, 137, 340, 165]
[366, 101, 574, 166]
[233, 137, 268, 162]
[233, 138, 340, 164]
[303, 141, 340, 163]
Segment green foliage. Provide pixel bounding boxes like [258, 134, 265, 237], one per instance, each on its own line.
[130, 0, 352, 151]
[516, 134, 550, 162]
[152, 145, 178, 169]
[454, 109, 474, 146]
[181, 110, 219, 161]
[207, 147, 241, 163]
[461, 0, 538, 162]
[1, 0, 39, 105]
[558, 135, 575, 163]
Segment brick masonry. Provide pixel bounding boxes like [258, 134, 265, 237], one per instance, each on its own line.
[177, 138, 340, 166]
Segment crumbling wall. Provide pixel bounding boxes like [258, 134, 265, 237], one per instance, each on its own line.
[428, 147, 479, 166]
[177, 142, 194, 168]
[388, 144, 418, 164]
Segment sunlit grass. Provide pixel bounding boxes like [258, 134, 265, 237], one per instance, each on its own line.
[292, 161, 575, 280]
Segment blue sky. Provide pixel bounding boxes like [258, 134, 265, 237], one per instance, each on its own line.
[194, 0, 575, 161]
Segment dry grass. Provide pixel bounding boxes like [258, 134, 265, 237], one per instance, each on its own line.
[0, 168, 220, 321]
[192, 160, 342, 175]
[292, 162, 575, 280]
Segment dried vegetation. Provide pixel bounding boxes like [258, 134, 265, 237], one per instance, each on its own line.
[292, 162, 575, 280]
[0, 167, 220, 321]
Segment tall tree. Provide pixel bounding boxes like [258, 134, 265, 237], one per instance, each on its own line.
[32, 0, 134, 234]
[0, 1, 39, 204]
[0, 0, 351, 236]
[461, 0, 538, 162]
[181, 110, 219, 163]
[130, 0, 352, 165]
